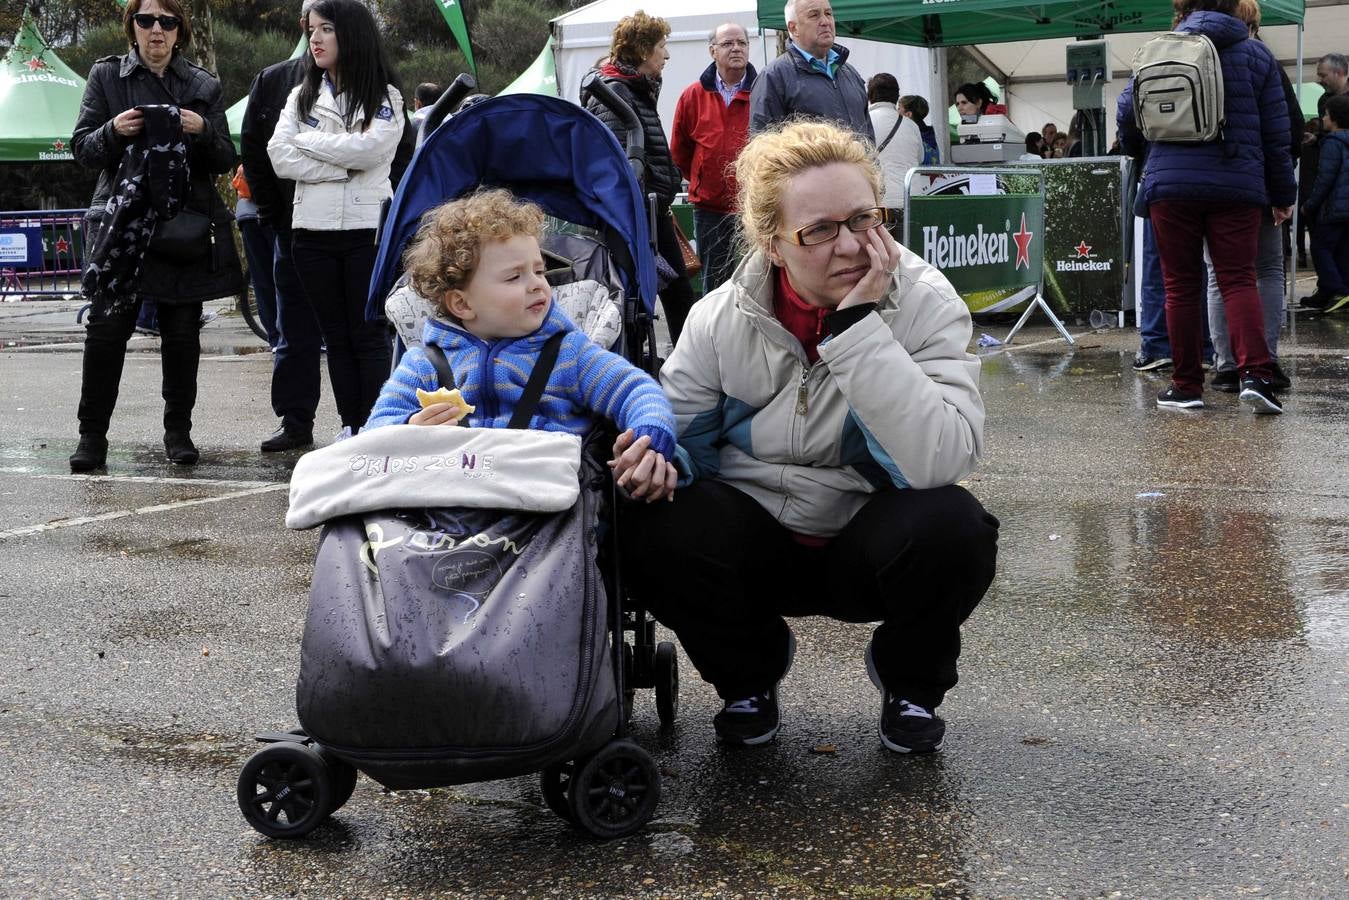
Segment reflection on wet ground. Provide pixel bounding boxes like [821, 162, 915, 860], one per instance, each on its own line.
[0, 305, 1345, 896]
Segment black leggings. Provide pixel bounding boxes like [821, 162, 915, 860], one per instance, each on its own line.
[76, 300, 202, 437]
[291, 229, 391, 430]
[621, 480, 999, 709]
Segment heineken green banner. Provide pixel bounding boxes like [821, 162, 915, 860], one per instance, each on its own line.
[1033, 158, 1132, 317]
[906, 194, 1042, 310]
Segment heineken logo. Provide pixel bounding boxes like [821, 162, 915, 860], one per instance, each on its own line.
[921, 213, 1035, 271]
[1055, 238, 1112, 272]
[39, 138, 73, 161]
[25, 56, 47, 72]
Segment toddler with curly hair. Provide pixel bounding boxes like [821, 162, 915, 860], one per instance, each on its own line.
[364, 189, 678, 499]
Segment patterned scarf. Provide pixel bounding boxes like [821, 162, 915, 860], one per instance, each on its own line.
[81, 104, 189, 316]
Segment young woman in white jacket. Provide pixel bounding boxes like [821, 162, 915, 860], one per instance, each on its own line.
[267, 0, 404, 436]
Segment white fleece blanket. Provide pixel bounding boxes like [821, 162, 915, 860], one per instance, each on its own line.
[286, 425, 583, 530]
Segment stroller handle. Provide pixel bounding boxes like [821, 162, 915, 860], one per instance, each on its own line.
[418, 73, 478, 147]
[581, 71, 646, 183]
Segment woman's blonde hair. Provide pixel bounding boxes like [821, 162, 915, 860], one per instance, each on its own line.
[403, 189, 545, 310]
[609, 11, 671, 68]
[734, 120, 883, 253]
[1235, 0, 1261, 27]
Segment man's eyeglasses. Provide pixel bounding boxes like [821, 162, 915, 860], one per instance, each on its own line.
[713, 39, 749, 49]
[132, 13, 181, 31]
[784, 208, 888, 246]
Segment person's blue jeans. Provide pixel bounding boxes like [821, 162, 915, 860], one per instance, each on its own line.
[270, 224, 324, 435]
[238, 216, 280, 347]
[1138, 218, 1170, 358]
[1310, 219, 1349, 297]
[693, 208, 739, 297]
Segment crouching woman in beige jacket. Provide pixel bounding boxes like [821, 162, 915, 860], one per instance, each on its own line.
[613, 120, 1000, 755]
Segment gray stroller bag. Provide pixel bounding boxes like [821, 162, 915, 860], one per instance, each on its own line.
[295, 462, 619, 790]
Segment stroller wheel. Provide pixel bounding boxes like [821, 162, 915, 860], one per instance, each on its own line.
[237, 742, 333, 839]
[567, 740, 661, 840]
[315, 747, 359, 815]
[653, 641, 679, 729]
[539, 760, 577, 823]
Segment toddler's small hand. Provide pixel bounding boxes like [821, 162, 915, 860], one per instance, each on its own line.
[408, 402, 463, 426]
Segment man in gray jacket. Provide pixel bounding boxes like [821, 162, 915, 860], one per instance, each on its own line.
[749, 0, 873, 140]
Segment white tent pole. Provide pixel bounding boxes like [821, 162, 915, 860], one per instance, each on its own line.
[936, 47, 951, 163]
[1290, 22, 1304, 338]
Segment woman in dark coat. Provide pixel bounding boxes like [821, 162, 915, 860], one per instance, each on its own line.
[1117, 0, 1295, 415]
[584, 11, 696, 347]
[69, 0, 242, 471]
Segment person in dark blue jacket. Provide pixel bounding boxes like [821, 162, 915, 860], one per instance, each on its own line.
[1302, 94, 1349, 312]
[1118, 0, 1296, 416]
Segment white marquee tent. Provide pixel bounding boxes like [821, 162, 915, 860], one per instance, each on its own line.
[549, 0, 938, 137]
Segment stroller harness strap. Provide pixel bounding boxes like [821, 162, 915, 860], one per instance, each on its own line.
[422, 331, 566, 430]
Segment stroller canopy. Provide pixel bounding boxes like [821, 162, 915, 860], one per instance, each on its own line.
[367, 94, 659, 320]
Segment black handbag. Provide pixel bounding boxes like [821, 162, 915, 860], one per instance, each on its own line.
[148, 206, 212, 262]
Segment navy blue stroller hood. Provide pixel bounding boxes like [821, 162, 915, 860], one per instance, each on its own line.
[366, 94, 659, 321]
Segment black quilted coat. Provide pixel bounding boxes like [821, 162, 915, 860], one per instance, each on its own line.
[72, 50, 242, 305]
[585, 62, 683, 204]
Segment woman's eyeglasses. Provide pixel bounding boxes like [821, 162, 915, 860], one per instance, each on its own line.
[785, 208, 888, 246]
[132, 13, 181, 31]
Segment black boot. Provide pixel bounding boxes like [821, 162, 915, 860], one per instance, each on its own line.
[70, 435, 108, 472]
[164, 431, 199, 465]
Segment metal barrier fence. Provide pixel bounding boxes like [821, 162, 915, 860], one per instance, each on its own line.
[0, 209, 86, 299]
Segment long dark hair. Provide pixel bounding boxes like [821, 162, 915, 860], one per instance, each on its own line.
[295, 0, 401, 132]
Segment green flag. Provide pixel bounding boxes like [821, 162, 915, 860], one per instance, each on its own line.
[433, 0, 476, 76]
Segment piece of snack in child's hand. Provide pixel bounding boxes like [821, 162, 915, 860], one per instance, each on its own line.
[415, 387, 475, 418]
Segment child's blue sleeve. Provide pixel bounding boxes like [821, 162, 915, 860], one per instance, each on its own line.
[570, 337, 676, 458]
[364, 348, 437, 430]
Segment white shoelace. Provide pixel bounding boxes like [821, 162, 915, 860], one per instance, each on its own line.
[897, 699, 934, 720]
[724, 696, 764, 714]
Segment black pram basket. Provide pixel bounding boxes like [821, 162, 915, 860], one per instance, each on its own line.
[296, 471, 619, 790]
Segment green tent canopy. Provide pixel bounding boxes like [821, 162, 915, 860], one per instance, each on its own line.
[499, 42, 559, 98]
[0, 12, 87, 162]
[756, 0, 1306, 47]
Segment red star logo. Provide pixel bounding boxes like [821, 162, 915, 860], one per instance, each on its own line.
[1012, 213, 1034, 270]
[54, 237, 71, 254]
[1074, 241, 1092, 258]
[51, 139, 65, 152]
[25, 56, 46, 72]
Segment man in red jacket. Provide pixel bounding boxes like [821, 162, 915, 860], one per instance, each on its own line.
[671, 23, 757, 295]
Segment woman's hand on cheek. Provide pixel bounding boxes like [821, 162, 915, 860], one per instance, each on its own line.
[838, 226, 901, 311]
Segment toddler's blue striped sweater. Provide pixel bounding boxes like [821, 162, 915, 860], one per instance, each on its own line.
[365, 301, 676, 458]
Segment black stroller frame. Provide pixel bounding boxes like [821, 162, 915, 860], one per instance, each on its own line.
[236, 76, 680, 842]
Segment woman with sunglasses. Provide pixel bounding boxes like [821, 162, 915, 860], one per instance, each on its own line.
[68, 0, 241, 471]
[268, 0, 404, 439]
[612, 120, 999, 755]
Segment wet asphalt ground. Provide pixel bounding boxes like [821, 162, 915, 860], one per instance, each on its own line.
[0, 295, 1345, 899]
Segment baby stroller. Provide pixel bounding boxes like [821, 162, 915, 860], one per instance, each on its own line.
[237, 90, 680, 842]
